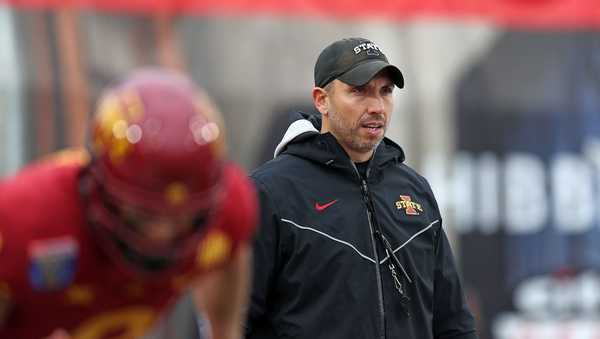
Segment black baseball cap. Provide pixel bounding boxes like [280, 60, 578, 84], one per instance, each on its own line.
[314, 37, 404, 89]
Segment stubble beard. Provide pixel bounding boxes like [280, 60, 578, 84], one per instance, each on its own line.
[329, 110, 386, 156]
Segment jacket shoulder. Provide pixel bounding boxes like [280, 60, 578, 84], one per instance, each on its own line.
[397, 163, 431, 189]
[250, 154, 307, 185]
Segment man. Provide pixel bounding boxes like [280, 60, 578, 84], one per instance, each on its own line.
[246, 37, 478, 339]
[0, 69, 257, 339]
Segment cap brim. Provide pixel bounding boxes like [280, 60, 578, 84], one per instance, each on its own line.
[338, 60, 404, 88]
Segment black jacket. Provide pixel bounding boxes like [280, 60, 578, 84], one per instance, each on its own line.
[246, 113, 478, 339]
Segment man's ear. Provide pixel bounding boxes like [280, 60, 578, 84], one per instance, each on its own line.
[312, 87, 329, 116]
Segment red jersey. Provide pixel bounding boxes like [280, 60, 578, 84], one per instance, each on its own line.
[0, 161, 257, 339]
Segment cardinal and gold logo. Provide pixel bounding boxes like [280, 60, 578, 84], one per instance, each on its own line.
[395, 195, 423, 216]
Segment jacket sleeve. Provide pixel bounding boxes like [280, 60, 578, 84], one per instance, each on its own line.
[433, 223, 479, 339]
[244, 177, 281, 337]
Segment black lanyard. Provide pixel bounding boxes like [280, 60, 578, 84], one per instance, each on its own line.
[361, 178, 412, 317]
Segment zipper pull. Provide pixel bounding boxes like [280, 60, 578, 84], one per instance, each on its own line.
[379, 233, 413, 284]
[388, 262, 404, 294]
[389, 261, 411, 317]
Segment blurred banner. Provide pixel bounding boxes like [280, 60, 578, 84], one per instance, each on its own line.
[5, 0, 600, 27]
[428, 31, 600, 339]
[1, 1, 600, 338]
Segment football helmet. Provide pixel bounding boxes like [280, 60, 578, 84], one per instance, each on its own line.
[82, 68, 227, 275]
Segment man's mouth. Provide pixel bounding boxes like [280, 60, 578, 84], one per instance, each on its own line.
[361, 121, 384, 133]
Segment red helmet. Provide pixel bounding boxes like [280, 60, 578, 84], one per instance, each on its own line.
[83, 68, 227, 275]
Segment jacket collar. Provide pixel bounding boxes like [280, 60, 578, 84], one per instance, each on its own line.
[275, 112, 405, 172]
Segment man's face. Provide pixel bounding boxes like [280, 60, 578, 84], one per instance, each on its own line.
[324, 72, 395, 160]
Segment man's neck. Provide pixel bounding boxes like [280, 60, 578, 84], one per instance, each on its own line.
[327, 134, 374, 162]
[346, 148, 373, 162]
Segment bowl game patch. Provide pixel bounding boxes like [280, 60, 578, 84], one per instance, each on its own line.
[28, 236, 79, 291]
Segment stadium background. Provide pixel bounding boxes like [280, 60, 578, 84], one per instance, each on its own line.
[1, 1, 600, 338]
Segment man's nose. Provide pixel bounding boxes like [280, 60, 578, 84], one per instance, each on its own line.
[366, 95, 385, 114]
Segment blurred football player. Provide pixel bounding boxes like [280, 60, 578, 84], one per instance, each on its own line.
[0, 68, 257, 339]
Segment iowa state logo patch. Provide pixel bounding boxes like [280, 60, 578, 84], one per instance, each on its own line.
[395, 195, 423, 216]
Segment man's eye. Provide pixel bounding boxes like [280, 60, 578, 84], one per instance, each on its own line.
[382, 87, 394, 95]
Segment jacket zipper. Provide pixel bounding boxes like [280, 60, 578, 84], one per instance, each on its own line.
[353, 162, 386, 339]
